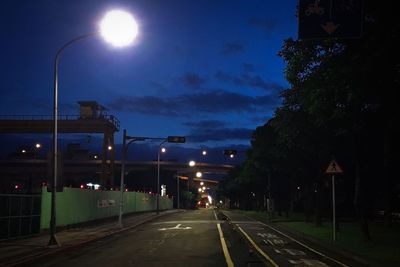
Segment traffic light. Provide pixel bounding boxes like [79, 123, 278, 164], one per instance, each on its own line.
[167, 136, 186, 143]
[223, 149, 237, 156]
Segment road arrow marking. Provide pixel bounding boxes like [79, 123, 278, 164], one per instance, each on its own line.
[158, 224, 192, 231]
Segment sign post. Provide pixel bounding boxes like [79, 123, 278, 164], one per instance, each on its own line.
[325, 159, 343, 241]
[298, 0, 363, 39]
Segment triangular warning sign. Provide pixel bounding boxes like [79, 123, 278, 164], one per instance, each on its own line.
[326, 160, 343, 174]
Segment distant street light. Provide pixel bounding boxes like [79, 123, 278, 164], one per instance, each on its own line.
[202, 150, 207, 156]
[196, 171, 202, 178]
[224, 149, 237, 157]
[189, 160, 196, 167]
[35, 143, 42, 149]
[49, 9, 138, 246]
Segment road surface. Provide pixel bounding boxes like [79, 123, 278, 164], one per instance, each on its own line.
[28, 208, 363, 267]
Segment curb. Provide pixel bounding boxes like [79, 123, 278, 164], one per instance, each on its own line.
[4, 210, 181, 267]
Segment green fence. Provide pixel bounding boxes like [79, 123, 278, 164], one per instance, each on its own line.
[40, 187, 173, 230]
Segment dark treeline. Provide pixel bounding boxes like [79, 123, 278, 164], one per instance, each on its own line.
[218, 1, 398, 240]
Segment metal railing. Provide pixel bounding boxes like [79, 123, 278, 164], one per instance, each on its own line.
[0, 194, 42, 240]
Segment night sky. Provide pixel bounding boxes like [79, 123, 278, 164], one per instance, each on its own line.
[1, 0, 297, 164]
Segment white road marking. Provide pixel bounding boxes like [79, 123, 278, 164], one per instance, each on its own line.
[158, 224, 192, 231]
[152, 220, 220, 225]
[289, 259, 329, 266]
[284, 248, 306, 256]
[257, 232, 279, 239]
[237, 226, 279, 267]
[236, 214, 349, 267]
[213, 210, 219, 220]
[271, 238, 286, 246]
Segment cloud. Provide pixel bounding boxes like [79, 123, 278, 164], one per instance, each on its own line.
[183, 120, 227, 129]
[214, 71, 284, 92]
[180, 72, 206, 88]
[107, 90, 279, 117]
[187, 127, 254, 143]
[241, 63, 255, 72]
[183, 119, 253, 143]
[220, 42, 244, 55]
[248, 17, 278, 33]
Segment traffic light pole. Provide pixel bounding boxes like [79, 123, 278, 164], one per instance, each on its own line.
[117, 130, 146, 228]
[157, 139, 168, 215]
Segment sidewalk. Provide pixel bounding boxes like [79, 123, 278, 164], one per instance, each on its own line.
[0, 209, 179, 267]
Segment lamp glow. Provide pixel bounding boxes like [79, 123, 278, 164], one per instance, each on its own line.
[100, 10, 138, 47]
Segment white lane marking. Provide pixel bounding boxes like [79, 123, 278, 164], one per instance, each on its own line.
[217, 223, 234, 267]
[237, 214, 349, 267]
[289, 259, 329, 266]
[213, 210, 219, 220]
[232, 221, 264, 224]
[158, 224, 192, 231]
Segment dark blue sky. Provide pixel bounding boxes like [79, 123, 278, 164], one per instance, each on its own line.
[1, 0, 297, 163]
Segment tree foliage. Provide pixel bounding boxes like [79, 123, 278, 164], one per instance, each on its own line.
[218, 1, 398, 239]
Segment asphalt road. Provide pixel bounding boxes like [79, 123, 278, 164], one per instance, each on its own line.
[27, 209, 362, 267]
[28, 208, 262, 267]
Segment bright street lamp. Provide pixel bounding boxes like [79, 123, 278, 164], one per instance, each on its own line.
[100, 10, 138, 47]
[49, 9, 138, 246]
[189, 160, 196, 167]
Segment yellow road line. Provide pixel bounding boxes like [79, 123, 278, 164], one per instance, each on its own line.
[217, 223, 234, 267]
[237, 226, 279, 267]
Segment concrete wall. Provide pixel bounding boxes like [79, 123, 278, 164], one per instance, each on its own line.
[40, 187, 173, 230]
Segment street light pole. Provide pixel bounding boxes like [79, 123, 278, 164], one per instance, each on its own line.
[49, 32, 96, 247]
[118, 129, 127, 228]
[49, 9, 138, 246]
